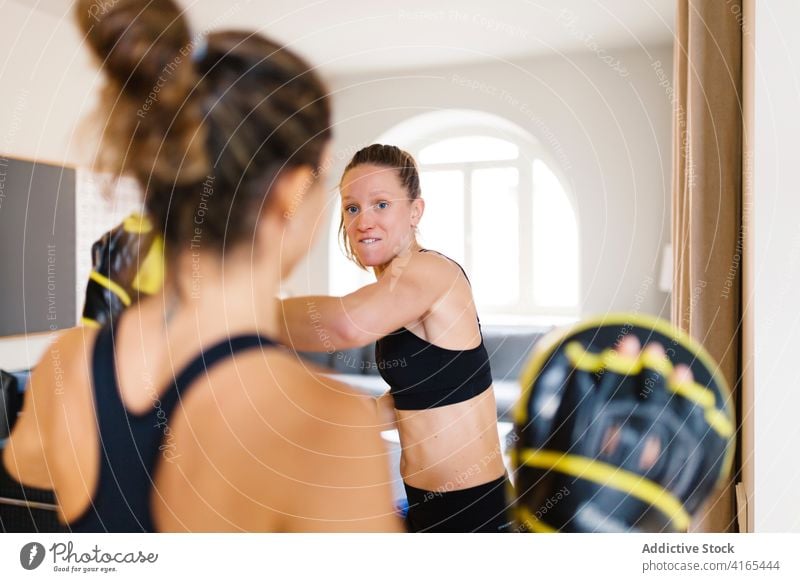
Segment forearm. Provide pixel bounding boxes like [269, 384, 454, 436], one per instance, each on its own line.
[278, 273, 431, 352]
[278, 295, 352, 352]
[2, 383, 52, 490]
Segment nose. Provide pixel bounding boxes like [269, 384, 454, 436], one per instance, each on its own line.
[355, 207, 376, 231]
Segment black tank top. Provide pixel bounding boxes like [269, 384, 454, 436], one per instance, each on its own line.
[374, 250, 493, 410]
[68, 321, 278, 532]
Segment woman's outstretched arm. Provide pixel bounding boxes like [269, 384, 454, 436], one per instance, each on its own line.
[278, 252, 449, 352]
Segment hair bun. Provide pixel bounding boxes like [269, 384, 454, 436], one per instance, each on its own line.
[77, 0, 209, 187]
[77, 0, 194, 102]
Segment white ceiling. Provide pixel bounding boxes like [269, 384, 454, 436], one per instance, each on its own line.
[32, 0, 675, 77]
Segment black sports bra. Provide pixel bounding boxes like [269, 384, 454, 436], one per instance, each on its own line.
[374, 250, 493, 410]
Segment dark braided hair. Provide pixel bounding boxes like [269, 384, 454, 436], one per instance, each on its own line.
[76, 0, 331, 257]
[338, 144, 421, 269]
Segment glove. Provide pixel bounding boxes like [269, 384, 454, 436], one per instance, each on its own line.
[81, 213, 164, 327]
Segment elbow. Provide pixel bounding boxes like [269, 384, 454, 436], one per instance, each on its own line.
[330, 314, 368, 351]
[2, 432, 49, 490]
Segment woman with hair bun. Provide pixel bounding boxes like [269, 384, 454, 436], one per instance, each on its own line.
[3, 0, 401, 532]
[280, 145, 512, 532]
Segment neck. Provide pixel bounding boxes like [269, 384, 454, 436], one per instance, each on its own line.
[161, 246, 283, 340]
[375, 237, 421, 278]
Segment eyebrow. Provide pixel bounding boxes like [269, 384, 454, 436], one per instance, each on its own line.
[342, 191, 392, 203]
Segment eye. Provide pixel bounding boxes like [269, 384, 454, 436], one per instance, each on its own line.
[344, 205, 359, 215]
[376, 201, 390, 210]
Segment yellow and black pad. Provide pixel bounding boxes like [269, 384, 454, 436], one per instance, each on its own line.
[81, 213, 165, 328]
[511, 313, 735, 533]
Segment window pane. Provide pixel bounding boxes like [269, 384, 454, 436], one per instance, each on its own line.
[471, 168, 519, 307]
[533, 160, 579, 307]
[419, 136, 519, 164]
[418, 170, 465, 264]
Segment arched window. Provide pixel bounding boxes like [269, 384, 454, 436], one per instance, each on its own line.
[329, 110, 579, 322]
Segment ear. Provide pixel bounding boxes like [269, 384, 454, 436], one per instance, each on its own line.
[266, 165, 315, 221]
[410, 197, 425, 227]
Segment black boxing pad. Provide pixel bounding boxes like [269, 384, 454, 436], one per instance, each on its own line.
[512, 313, 734, 533]
[81, 213, 164, 328]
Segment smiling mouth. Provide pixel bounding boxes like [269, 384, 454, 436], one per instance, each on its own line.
[358, 238, 381, 245]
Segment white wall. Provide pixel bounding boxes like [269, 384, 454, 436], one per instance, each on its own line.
[286, 44, 674, 321]
[752, 0, 800, 533]
[0, 1, 101, 167]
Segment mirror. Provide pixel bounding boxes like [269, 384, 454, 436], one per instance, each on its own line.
[0, 0, 676, 347]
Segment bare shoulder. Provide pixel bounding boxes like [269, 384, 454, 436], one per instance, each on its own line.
[413, 248, 464, 275]
[43, 326, 99, 367]
[26, 326, 98, 396]
[390, 249, 465, 291]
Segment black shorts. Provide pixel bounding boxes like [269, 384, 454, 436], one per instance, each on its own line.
[403, 475, 513, 533]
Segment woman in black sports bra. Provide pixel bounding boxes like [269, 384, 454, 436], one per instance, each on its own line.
[280, 145, 512, 532]
[2, 0, 401, 533]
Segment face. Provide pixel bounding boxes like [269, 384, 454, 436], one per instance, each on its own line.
[340, 164, 423, 268]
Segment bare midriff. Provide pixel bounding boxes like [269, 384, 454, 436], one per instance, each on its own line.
[394, 386, 506, 491]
